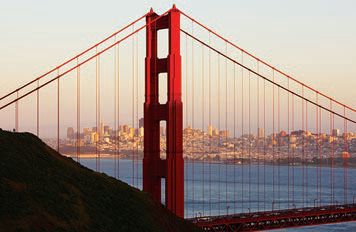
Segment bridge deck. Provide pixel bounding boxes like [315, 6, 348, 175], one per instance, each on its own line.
[190, 204, 356, 231]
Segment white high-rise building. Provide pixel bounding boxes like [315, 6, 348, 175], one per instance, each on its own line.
[332, 129, 340, 137]
[258, 128, 265, 138]
[208, 125, 213, 136]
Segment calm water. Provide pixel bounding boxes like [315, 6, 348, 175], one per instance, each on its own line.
[79, 158, 356, 231]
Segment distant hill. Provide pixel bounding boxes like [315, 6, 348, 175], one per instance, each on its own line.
[0, 129, 200, 232]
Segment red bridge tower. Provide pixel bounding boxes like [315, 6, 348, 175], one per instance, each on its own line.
[143, 6, 184, 217]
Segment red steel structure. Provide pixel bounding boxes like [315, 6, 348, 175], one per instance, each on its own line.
[143, 5, 184, 217]
[0, 5, 355, 231]
[192, 204, 356, 231]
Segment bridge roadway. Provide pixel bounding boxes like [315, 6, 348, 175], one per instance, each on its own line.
[190, 204, 356, 231]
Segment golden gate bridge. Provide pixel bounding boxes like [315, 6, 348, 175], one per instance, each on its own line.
[1, 5, 355, 231]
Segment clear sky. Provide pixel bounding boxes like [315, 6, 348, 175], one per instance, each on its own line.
[0, 0, 355, 136]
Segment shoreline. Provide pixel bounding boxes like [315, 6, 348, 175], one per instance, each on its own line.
[63, 153, 356, 169]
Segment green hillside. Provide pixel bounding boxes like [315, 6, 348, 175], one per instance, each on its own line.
[0, 129, 200, 232]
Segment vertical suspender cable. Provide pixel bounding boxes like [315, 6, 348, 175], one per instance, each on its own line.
[208, 32, 212, 216]
[288, 79, 290, 207]
[292, 92, 295, 206]
[201, 44, 205, 215]
[233, 61, 236, 214]
[319, 104, 322, 205]
[330, 100, 334, 204]
[117, 44, 120, 179]
[331, 106, 334, 204]
[217, 54, 221, 215]
[136, 32, 139, 187]
[191, 23, 195, 217]
[114, 36, 117, 179]
[301, 85, 304, 207]
[37, 80, 40, 137]
[132, 25, 135, 186]
[272, 69, 275, 210]
[263, 68, 266, 211]
[257, 61, 260, 212]
[57, 69, 60, 152]
[95, 48, 98, 172]
[95, 47, 99, 172]
[248, 71, 251, 212]
[306, 100, 309, 206]
[77, 58, 81, 163]
[225, 42, 228, 215]
[329, 100, 332, 204]
[15, 91, 18, 132]
[241, 51, 244, 212]
[185, 33, 188, 213]
[98, 49, 101, 172]
[277, 85, 280, 210]
[343, 106, 348, 204]
[316, 93, 318, 207]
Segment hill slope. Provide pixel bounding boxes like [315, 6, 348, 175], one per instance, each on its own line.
[0, 130, 199, 232]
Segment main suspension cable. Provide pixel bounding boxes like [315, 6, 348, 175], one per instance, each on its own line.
[179, 29, 355, 123]
[180, 11, 356, 113]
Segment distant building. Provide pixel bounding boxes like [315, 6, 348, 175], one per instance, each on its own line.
[91, 132, 99, 143]
[83, 128, 91, 135]
[84, 133, 91, 144]
[104, 125, 110, 135]
[332, 129, 340, 137]
[67, 127, 74, 140]
[208, 125, 213, 136]
[138, 127, 144, 137]
[279, 130, 287, 137]
[290, 143, 297, 150]
[258, 128, 265, 138]
[342, 132, 350, 139]
[320, 133, 327, 140]
[290, 135, 297, 144]
[139, 117, 144, 129]
[103, 137, 110, 143]
[328, 136, 335, 143]
[219, 130, 229, 137]
[184, 126, 192, 135]
[160, 126, 166, 136]
[129, 128, 135, 138]
[122, 125, 129, 134]
[291, 130, 304, 136]
[100, 122, 105, 135]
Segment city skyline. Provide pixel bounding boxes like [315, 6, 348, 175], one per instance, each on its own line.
[1, 1, 355, 137]
[57, 121, 355, 167]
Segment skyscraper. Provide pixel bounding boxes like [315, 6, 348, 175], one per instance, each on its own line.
[332, 129, 340, 137]
[208, 125, 213, 136]
[104, 125, 110, 135]
[160, 126, 166, 136]
[219, 130, 229, 137]
[258, 128, 265, 138]
[129, 127, 135, 138]
[123, 125, 129, 134]
[67, 127, 74, 140]
[139, 117, 144, 129]
[139, 127, 144, 137]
